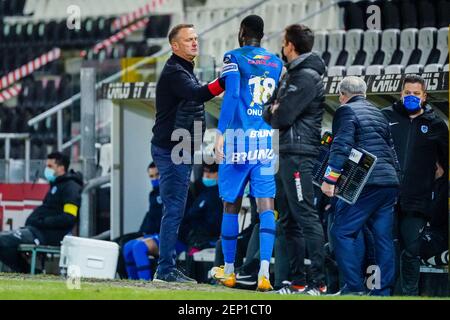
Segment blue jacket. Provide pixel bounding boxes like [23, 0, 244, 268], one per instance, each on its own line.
[325, 95, 400, 187]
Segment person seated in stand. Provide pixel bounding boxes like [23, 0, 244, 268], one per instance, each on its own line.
[0, 152, 82, 273]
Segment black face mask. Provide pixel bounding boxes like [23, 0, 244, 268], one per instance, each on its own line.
[281, 46, 288, 63]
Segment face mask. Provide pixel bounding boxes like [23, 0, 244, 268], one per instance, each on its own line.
[402, 95, 422, 113]
[151, 179, 160, 189]
[202, 178, 217, 187]
[281, 46, 288, 63]
[44, 167, 56, 183]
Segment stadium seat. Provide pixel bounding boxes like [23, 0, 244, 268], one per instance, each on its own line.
[344, 29, 364, 67]
[384, 65, 404, 74]
[382, 0, 401, 29]
[398, 28, 419, 66]
[404, 64, 424, 74]
[327, 66, 346, 77]
[417, 0, 437, 28]
[313, 30, 327, 54]
[436, 27, 449, 65]
[327, 30, 345, 67]
[400, 0, 418, 29]
[436, 0, 450, 28]
[424, 64, 443, 73]
[418, 27, 438, 66]
[444, 64, 449, 72]
[346, 65, 365, 76]
[380, 29, 400, 66]
[340, 0, 365, 30]
[365, 65, 384, 75]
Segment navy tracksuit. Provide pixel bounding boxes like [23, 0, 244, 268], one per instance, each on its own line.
[326, 96, 400, 295]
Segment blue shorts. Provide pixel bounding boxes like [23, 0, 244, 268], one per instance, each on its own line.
[143, 234, 187, 255]
[218, 161, 276, 203]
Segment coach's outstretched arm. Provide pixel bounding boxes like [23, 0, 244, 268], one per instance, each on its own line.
[169, 70, 224, 103]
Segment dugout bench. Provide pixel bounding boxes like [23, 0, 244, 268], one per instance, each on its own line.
[17, 244, 60, 275]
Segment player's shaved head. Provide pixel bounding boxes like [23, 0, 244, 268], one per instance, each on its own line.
[240, 15, 264, 40]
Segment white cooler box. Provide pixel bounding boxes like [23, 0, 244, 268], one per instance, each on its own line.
[59, 236, 119, 279]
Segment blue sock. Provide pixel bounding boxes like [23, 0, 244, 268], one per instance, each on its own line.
[221, 213, 239, 264]
[123, 240, 138, 280]
[259, 210, 276, 263]
[132, 240, 152, 281]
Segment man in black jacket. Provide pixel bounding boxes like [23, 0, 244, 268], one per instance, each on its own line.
[0, 152, 82, 272]
[151, 24, 224, 283]
[381, 74, 448, 296]
[263, 24, 327, 295]
[321, 76, 400, 296]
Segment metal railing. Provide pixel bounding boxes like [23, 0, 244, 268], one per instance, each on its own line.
[0, 133, 31, 183]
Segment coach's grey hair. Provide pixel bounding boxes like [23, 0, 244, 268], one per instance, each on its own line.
[338, 76, 367, 97]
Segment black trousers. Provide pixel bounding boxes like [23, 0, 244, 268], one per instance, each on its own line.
[276, 153, 325, 286]
[0, 228, 37, 272]
[399, 211, 427, 296]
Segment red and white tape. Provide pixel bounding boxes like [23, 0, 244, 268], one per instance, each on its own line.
[0, 83, 22, 103]
[112, 0, 165, 30]
[81, 18, 150, 57]
[0, 48, 61, 91]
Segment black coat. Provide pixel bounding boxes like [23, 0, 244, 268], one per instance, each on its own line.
[328, 95, 400, 187]
[25, 170, 83, 246]
[152, 54, 213, 150]
[263, 52, 326, 157]
[382, 101, 448, 213]
[183, 185, 223, 248]
[138, 188, 163, 235]
[138, 187, 193, 244]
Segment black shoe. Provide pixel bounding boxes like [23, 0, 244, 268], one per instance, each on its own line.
[235, 270, 257, 287]
[153, 268, 197, 283]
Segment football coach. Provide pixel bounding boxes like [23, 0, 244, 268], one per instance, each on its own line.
[151, 24, 224, 283]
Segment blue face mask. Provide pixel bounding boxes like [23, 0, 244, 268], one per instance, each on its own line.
[202, 178, 218, 187]
[151, 179, 160, 189]
[44, 167, 56, 183]
[402, 95, 422, 113]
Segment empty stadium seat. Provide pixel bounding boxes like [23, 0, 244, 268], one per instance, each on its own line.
[444, 64, 449, 72]
[382, 0, 401, 29]
[436, 0, 450, 28]
[417, 0, 437, 28]
[398, 28, 419, 66]
[380, 29, 400, 66]
[312, 30, 330, 66]
[362, 29, 381, 66]
[436, 27, 449, 65]
[385, 65, 404, 74]
[418, 27, 438, 66]
[327, 30, 345, 67]
[365, 65, 384, 75]
[424, 64, 443, 73]
[344, 29, 364, 67]
[405, 64, 424, 74]
[346, 65, 365, 76]
[400, 0, 418, 29]
[327, 66, 346, 77]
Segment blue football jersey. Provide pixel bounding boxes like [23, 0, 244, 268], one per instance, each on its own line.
[218, 46, 283, 164]
[219, 46, 283, 133]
